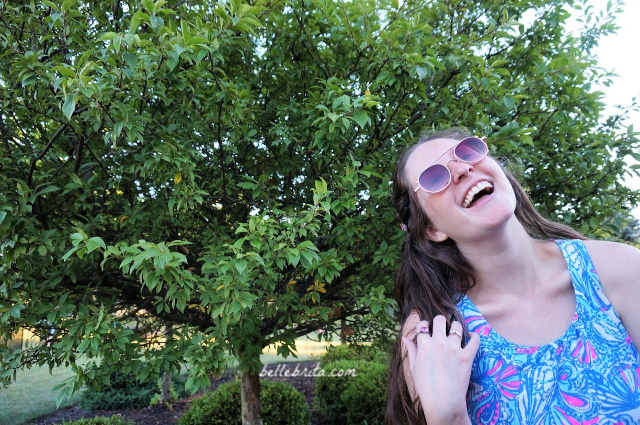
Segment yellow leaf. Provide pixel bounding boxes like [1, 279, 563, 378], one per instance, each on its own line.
[188, 304, 199, 309]
[174, 171, 182, 184]
[216, 284, 224, 291]
[120, 215, 129, 223]
[288, 280, 297, 285]
[365, 89, 371, 95]
[317, 283, 326, 294]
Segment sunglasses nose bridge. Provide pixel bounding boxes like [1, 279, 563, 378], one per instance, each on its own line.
[445, 157, 459, 166]
[447, 157, 474, 183]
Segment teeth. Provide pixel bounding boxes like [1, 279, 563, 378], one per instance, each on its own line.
[463, 181, 493, 208]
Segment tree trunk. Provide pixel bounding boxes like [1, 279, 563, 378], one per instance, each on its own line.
[161, 372, 172, 403]
[240, 370, 263, 425]
[161, 323, 173, 404]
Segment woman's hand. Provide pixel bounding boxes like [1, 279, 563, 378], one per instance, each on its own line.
[402, 314, 480, 425]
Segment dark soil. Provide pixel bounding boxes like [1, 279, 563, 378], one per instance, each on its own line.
[27, 361, 329, 425]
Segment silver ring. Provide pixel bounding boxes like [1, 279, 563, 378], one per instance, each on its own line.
[449, 330, 462, 339]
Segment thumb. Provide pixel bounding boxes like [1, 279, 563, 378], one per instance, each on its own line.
[402, 337, 417, 368]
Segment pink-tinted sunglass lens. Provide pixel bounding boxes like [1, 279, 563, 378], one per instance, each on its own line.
[455, 137, 487, 162]
[418, 163, 450, 192]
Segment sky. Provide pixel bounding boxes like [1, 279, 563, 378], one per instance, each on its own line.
[569, 0, 640, 213]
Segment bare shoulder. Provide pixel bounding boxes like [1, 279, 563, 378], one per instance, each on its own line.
[582, 240, 640, 348]
[583, 239, 640, 277]
[582, 239, 640, 297]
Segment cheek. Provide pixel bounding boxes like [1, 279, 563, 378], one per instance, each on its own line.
[419, 195, 453, 228]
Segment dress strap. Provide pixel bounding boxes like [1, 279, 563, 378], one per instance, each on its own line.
[555, 239, 612, 311]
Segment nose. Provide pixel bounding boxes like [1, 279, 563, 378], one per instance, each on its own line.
[446, 158, 473, 184]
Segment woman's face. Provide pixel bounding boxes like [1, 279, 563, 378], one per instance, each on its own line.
[404, 138, 517, 244]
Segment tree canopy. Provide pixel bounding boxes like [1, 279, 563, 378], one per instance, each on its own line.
[1, 0, 638, 420]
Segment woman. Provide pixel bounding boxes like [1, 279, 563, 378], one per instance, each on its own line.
[386, 128, 640, 424]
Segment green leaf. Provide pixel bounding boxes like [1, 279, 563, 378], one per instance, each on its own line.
[167, 52, 179, 71]
[33, 186, 60, 198]
[353, 110, 370, 128]
[51, 65, 76, 78]
[98, 31, 118, 42]
[86, 237, 106, 253]
[43, 1, 59, 10]
[130, 11, 150, 31]
[55, 382, 74, 408]
[123, 52, 138, 69]
[62, 95, 78, 120]
[235, 258, 247, 275]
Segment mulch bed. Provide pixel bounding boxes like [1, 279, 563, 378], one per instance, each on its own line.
[28, 361, 329, 425]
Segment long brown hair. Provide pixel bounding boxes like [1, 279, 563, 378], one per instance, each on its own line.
[386, 128, 585, 425]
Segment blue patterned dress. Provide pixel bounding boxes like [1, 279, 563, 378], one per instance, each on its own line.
[457, 239, 640, 424]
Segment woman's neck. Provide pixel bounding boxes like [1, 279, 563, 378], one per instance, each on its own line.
[458, 216, 553, 301]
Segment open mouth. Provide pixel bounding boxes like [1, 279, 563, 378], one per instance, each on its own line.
[462, 181, 494, 208]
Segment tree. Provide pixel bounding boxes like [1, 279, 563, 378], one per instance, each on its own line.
[1, 0, 638, 423]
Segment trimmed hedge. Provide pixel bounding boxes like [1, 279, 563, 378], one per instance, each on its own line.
[342, 361, 388, 425]
[314, 357, 388, 425]
[313, 360, 364, 425]
[178, 379, 310, 425]
[319, 344, 389, 367]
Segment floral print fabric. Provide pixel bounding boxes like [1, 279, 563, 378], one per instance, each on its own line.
[457, 239, 640, 424]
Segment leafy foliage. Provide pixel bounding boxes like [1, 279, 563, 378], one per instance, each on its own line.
[177, 379, 310, 425]
[318, 343, 389, 367]
[1, 0, 638, 411]
[341, 362, 388, 425]
[313, 360, 366, 424]
[79, 370, 157, 411]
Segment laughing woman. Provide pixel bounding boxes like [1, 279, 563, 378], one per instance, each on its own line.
[386, 128, 640, 425]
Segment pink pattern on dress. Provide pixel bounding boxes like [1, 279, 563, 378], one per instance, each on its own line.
[571, 338, 597, 363]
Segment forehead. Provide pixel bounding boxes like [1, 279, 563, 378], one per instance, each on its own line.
[404, 138, 459, 183]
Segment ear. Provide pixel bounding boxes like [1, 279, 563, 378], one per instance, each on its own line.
[424, 225, 448, 242]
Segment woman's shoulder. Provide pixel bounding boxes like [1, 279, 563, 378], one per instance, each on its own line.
[581, 239, 640, 310]
[582, 239, 640, 277]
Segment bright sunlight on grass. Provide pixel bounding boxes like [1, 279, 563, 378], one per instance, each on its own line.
[0, 361, 81, 425]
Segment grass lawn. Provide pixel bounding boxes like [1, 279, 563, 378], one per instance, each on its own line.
[0, 335, 335, 425]
[0, 361, 82, 425]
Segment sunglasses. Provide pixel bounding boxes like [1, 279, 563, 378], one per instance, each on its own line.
[414, 136, 488, 194]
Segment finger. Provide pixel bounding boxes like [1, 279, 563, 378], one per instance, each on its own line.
[414, 320, 430, 338]
[464, 331, 481, 356]
[432, 315, 447, 337]
[401, 337, 417, 368]
[448, 320, 464, 345]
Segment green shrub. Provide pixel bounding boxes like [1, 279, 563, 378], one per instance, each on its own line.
[342, 362, 388, 425]
[62, 416, 134, 425]
[319, 344, 389, 367]
[313, 360, 364, 425]
[178, 379, 310, 425]
[79, 371, 157, 411]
